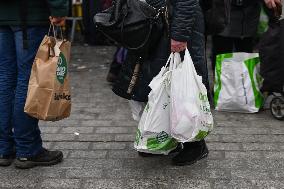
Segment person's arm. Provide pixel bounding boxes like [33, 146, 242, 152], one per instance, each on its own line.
[47, 0, 69, 26]
[170, 0, 199, 52]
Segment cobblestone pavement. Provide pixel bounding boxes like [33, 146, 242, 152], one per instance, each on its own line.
[1, 45, 284, 189]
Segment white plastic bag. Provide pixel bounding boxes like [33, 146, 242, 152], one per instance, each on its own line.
[134, 54, 178, 154]
[214, 53, 264, 113]
[170, 49, 214, 143]
[129, 100, 146, 121]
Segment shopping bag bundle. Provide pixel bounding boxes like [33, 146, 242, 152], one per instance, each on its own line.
[171, 50, 214, 143]
[134, 54, 178, 155]
[24, 26, 72, 121]
[214, 53, 264, 113]
[134, 49, 214, 154]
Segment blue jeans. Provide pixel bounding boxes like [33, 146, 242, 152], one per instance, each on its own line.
[0, 26, 47, 158]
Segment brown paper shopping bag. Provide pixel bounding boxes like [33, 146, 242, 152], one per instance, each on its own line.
[24, 29, 72, 121]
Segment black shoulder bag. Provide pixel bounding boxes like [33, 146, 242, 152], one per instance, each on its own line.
[93, 0, 168, 50]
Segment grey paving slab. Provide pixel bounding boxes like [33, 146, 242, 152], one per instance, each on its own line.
[1, 45, 283, 189]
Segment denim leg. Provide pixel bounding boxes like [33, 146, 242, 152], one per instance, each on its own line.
[0, 27, 17, 156]
[12, 26, 48, 158]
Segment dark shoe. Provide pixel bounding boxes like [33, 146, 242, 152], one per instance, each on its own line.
[14, 149, 63, 169]
[138, 152, 164, 157]
[0, 154, 15, 167]
[172, 140, 209, 166]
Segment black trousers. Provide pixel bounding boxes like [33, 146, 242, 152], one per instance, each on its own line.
[211, 35, 254, 71]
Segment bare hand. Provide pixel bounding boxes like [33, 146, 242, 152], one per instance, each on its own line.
[49, 16, 66, 26]
[264, 0, 281, 9]
[171, 39, 187, 53]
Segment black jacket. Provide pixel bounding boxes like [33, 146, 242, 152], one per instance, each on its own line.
[219, 0, 261, 37]
[170, 0, 199, 41]
[113, 0, 208, 102]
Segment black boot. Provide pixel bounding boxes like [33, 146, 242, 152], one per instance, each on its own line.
[172, 140, 209, 166]
[0, 154, 15, 167]
[14, 149, 63, 169]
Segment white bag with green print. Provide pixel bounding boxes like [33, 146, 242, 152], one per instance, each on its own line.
[214, 53, 264, 113]
[170, 50, 214, 143]
[134, 54, 178, 155]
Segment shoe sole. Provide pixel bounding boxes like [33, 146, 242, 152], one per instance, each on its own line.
[14, 154, 63, 169]
[0, 161, 13, 167]
[173, 151, 209, 166]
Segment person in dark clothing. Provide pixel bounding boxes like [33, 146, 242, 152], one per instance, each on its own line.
[211, 0, 261, 71]
[0, 0, 69, 169]
[138, 0, 210, 166]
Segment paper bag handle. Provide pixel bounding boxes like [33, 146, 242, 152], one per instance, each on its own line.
[48, 24, 64, 41]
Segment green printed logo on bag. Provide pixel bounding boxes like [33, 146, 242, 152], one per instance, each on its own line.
[135, 129, 141, 145]
[56, 53, 68, 84]
[195, 130, 209, 140]
[146, 131, 178, 151]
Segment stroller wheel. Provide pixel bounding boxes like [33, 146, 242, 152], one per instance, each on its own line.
[270, 96, 284, 120]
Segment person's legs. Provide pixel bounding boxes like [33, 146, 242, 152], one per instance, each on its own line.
[12, 26, 45, 158]
[172, 8, 209, 166]
[11, 26, 63, 169]
[0, 26, 17, 166]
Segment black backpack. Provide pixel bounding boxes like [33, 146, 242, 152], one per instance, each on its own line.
[202, 0, 231, 35]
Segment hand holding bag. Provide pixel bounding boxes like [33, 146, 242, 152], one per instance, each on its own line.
[24, 26, 72, 121]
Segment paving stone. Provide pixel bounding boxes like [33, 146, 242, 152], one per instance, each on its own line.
[171, 179, 211, 189]
[53, 142, 90, 150]
[272, 170, 284, 178]
[66, 168, 103, 178]
[41, 179, 81, 189]
[0, 178, 39, 188]
[211, 127, 235, 135]
[231, 169, 271, 180]
[42, 134, 76, 141]
[246, 159, 284, 169]
[95, 127, 136, 134]
[165, 168, 230, 180]
[92, 142, 127, 150]
[124, 179, 171, 189]
[106, 168, 144, 179]
[52, 159, 85, 168]
[114, 134, 135, 141]
[69, 150, 107, 159]
[40, 127, 61, 134]
[213, 179, 254, 189]
[83, 159, 124, 169]
[204, 159, 245, 169]
[263, 152, 284, 159]
[61, 127, 94, 134]
[107, 150, 139, 159]
[234, 128, 271, 135]
[83, 179, 124, 189]
[243, 143, 280, 151]
[81, 120, 113, 127]
[225, 151, 263, 159]
[207, 143, 241, 151]
[78, 134, 114, 142]
[251, 180, 284, 189]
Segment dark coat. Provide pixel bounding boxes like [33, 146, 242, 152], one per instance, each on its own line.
[259, 11, 284, 93]
[219, 0, 261, 37]
[0, 0, 69, 26]
[113, 0, 208, 102]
